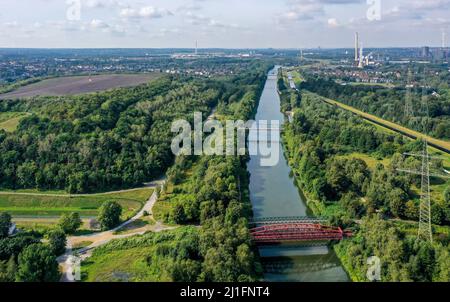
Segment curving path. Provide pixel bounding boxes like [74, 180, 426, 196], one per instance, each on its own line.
[57, 178, 175, 282]
[0, 183, 157, 197]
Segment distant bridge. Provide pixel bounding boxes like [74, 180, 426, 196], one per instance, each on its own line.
[249, 216, 352, 244]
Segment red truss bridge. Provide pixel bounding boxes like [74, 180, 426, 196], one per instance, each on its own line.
[249, 217, 352, 244]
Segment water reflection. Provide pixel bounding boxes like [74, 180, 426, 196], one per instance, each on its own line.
[248, 67, 349, 282]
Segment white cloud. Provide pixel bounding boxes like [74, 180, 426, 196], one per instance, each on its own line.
[3, 21, 19, 28]
[327, 18, 340, 27]
[90, 19, 109, 29]
[119, 6, 172, 19]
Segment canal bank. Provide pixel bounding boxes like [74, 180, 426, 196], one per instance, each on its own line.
[248, 66, 349, 282]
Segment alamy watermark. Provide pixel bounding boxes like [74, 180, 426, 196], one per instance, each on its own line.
[171, 112, 281, 167]
[65, 254, 81, 281]
[66, 0, 82, 21]
[367, 0, 381, 21]
[367, 256, 381, 281]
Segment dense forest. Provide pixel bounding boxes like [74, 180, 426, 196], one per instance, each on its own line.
[146, 65, 268, 281]
[282, 89, 450, 281]
[80, 63, 270, 282]
[0, 71, 266, 193]
[300, 77, 450, 140]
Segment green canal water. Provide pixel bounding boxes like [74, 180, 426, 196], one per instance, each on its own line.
[248, 67, 349, 282]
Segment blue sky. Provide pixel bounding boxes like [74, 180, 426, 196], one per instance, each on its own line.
[0, 0, 450, 48]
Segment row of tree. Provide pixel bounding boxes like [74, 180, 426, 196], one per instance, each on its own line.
[281, 88, 450, 281]
[137, 64, 269, 281]
[300, 77, 450, 140]
[283, 92, 450, 225]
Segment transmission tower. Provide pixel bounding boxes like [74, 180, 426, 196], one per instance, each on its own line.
[418, 142, 432, 241]
[404, 68, 414, 118]
[418, 86, 432, 242]
[396, 76, 449, 242]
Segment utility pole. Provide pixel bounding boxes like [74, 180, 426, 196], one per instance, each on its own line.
[417, 87, 432, 242]
[397, 81, 449, 242]
[404, 68, 414, 118]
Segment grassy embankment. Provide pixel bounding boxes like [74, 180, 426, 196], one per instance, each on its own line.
[81, 227, 195, 282]
[303, 91, 450, 153]
[0, 112, 31, 132]
[0, 188, 153, 231]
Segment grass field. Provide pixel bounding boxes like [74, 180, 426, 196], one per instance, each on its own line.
[82, 246, 161, 282]
[282, 67, 304, 86]
[336, 152, 391, 170]
[81, 227, 195, 282]
[305, 91, 450, 153]
[0, 188, 153, 223]
[347, 82, 396, 88]
[12, 217, 94, 233]
[0, 73, 161, 99]
[0, 112, 30, 132]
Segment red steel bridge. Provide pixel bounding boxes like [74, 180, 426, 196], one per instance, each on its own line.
[249, 216, 352, 244]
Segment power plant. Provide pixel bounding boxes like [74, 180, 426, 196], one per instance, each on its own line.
[354, 32, 373, 68]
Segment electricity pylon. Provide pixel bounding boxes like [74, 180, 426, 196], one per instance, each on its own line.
[418, 86, 432, 242]
[404, 68, 414, 118]
[396, 77, 449, 242]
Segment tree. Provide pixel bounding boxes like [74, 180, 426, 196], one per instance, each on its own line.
[434, 246, 450, 281]
[236, 244, 254, 275]
[58, 212, 82, 234]
[0, 212, 12, 239]
[224, 201, 243, 225]
[47, 229, 67, 256]
[16, 244, 60, 282]
[172, 204, 187, 224]
[0, 256, 17, 282]
[341, 192, 364, 218]
[170, 259, 201, 282]
[388, 188, 408, 218]
[408, 241, 436, 282]
[405, 200, 418, 220]
[444, 186, 450, 203]
[98, 201, 122, 230]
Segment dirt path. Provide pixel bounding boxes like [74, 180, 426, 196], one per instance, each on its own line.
[57, 178, 174, 282]
[0, 181, 162, 197]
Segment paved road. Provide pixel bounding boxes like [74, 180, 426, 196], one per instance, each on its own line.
[57, 178, 174, 282]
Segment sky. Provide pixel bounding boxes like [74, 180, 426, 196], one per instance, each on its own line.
[0, 0, 450, 48]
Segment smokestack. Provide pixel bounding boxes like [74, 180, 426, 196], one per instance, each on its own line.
[358, 42, 364, 68]
[442, 31, 446, 49]
[355, 32, 359, 62]
[195, 40, 198, 55]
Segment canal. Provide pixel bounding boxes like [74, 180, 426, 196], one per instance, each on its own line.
[248, 66, 349, 282]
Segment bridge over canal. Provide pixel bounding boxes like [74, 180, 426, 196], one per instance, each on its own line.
[249, 216, 352, 244]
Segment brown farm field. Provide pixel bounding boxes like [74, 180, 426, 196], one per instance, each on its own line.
[0, 73, 161, 99]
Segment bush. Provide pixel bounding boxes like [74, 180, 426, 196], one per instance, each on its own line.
[444, 186, 450, 203]
[47, 229, 67, 256]
[0, 213, 12, 239]
[16, 244, 60, 282]
[58, 213, 82, 234]
[98, 201, 122, 230]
